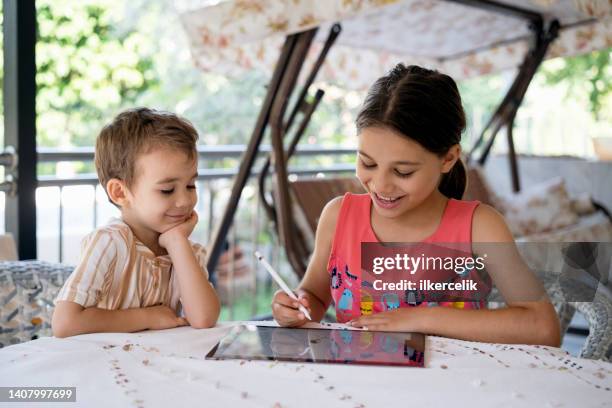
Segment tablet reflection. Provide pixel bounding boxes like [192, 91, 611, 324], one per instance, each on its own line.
[270, 327, 312, 358]
[208, 325, 424, 367]
[316, 329, 424, 366]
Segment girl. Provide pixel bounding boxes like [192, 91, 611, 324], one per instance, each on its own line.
[272, 64, 560, 346]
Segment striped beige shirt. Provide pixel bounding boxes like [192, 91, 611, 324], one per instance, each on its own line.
[55, 218, 209, 312]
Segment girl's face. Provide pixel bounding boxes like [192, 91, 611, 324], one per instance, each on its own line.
[356, 126, 458, 218]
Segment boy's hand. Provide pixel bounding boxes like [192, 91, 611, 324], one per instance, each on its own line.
[159, 211, 198, 249]
[271, 290, 312, 327]
[146, 305, 189, 330]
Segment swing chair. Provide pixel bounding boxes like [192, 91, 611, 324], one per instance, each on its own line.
[179, 0, 612, 359]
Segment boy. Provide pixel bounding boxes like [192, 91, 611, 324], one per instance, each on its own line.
[52, 108, 220, 337]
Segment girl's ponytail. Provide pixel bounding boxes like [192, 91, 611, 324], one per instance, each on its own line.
[438, 158, 467, 200]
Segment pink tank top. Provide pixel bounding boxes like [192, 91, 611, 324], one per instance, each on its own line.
[327, 193, 487, 323]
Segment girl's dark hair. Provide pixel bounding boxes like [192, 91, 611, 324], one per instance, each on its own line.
[356, 64, 467, 200]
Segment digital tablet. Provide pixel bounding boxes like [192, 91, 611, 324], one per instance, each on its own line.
[206, 324, 425, 367]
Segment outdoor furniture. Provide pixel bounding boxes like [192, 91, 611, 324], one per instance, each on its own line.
[1, 244, 610, 359]
[0, 321, 610, 406]
[177, 0, 611, 277]
[0, 261, 73, 347]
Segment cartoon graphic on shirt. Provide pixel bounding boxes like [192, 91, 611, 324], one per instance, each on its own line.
[382, 293, 400, 311]
[360, 289, 373, 315]
[331, 266, 342, 289]
[361, 280, 373, 288]
[404, 289, 424, 306]
[457, 263, 474, 278]
[338, 288, 354, 312]
[345, 265, 358, 281]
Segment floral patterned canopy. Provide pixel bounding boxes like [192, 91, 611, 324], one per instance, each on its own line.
[178, 0, 611, 88]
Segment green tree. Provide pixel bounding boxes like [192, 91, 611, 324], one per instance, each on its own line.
[36, 0, 158, 148]
[540, 48, 611, 120]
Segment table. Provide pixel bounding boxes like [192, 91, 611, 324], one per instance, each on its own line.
[0, 322, 610, 407]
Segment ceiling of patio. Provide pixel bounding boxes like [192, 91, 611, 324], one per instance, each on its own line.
[178, 0, 611, 88]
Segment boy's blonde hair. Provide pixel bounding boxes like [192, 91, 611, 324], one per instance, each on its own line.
[95, 107, 199, 197]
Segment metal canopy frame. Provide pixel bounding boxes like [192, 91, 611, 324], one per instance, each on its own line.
[206, 0, 563, 278]
[466, 19, 559, 192]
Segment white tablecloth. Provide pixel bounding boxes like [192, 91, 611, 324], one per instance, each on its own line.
[0, 322, 610, 407]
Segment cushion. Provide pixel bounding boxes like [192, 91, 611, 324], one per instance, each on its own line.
[499, 177, 580, 237]
[0, 261, 73, 347]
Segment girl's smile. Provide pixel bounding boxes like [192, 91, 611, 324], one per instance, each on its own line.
[356, 126, 457, 220]
[372, 192, 406, 210]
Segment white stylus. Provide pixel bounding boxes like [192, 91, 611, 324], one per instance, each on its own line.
[254, 251, 312, 320]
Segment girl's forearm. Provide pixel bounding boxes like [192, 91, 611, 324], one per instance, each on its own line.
[416, 302, 561, 346]
[166, 238, 220, 328]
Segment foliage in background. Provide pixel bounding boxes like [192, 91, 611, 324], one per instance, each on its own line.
[36, 0, 158, 148]
[3, 0, 609, 172]
[458, 74, 507, 149]
[541, 48, 611, 120]
[31, 0, 359, 175]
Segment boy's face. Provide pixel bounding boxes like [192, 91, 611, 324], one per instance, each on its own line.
[122, 147, 198, 234]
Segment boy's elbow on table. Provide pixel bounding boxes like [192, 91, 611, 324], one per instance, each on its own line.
[52, 323, 72, 339]
[189, 319, 215, 329]
[52, 302, 83, 338]
[187, 302, 221, 329]
[188, 313, 219, 329]
[52, 313, 78, 338]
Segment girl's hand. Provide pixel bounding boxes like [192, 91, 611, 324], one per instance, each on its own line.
[271, 290, 312, 327]
[348, 308, 420, 332]
[146, 305, 189, 330]
[159, 211, 198, 249]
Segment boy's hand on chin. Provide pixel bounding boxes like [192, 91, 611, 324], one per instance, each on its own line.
[159, 211, 199, 249]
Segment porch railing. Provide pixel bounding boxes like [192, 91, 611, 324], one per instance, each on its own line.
[2, 145, 356, 319]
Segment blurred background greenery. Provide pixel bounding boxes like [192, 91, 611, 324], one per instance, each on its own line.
[1, 0, 610, 173]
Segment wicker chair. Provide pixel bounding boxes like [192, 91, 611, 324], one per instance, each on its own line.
[487, 271, 612, 361]
[0, 261, 74, 347]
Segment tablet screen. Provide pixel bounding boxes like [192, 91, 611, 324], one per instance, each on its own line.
[206, 324, 425, 367]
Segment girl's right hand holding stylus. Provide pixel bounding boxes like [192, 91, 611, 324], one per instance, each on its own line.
[271, 290, 312, 327]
